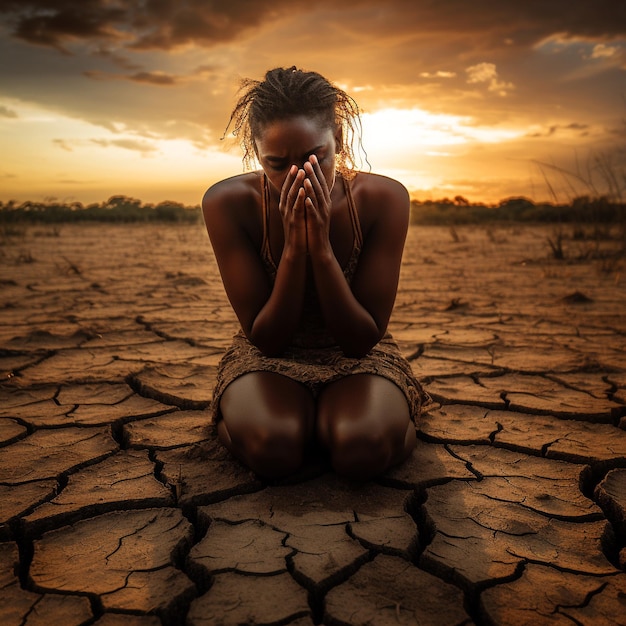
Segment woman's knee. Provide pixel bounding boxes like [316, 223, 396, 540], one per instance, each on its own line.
[218, 372, 314, 478]
[320, 415, 405, 479]
[220, 413, 308, 478]
[317, 375, 414, 478]
[249, 414, 308, 460]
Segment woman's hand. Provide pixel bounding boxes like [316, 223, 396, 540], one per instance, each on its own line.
[279, 165, 308, 257]
[302, 155, 332, 256]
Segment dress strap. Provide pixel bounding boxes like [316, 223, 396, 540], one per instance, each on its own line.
[260, 175, 277, 272]
[343, 176, 363, 249]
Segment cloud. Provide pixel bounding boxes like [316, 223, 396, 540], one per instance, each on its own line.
[52, 136, 158, 154]
[466, 63, 514, 96]
[419, 71, 456, 79]
[90, 138, 158, 154]
[0, 0, 285, 51]
[536, 34, 626, 79]
[1, 0, 624, 54]
[127, 71, 178, 86]
[3, 1, 127, 51]
[92, 45, 141, 70]
[52, 138, 73, 151]
[0, 104, 18, 118]
[563, 122, 590, 133]
[591, 43, 620, 59]
[83, 69, 181, 86]
[586, 42, 626, 69]
[526, 122, 591, 138]
[82, 69, 106, 81]
[83, 67, 214, 87]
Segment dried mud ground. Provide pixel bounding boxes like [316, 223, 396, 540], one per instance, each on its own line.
[1, 222, 626, 626]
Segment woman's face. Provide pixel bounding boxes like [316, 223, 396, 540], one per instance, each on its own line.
[254, 115, 340, 193]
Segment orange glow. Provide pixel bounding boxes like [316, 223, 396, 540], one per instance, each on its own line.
[1, 7, 624, 207]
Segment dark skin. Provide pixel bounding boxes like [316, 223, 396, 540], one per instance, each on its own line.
[202, 114, 416, 479]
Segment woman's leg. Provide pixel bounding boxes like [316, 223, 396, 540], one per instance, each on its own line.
[316, 374, 416, 480]
[218, 371, 315, 479]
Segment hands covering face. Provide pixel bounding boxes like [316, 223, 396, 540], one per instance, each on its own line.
[279, 155, 332, 257]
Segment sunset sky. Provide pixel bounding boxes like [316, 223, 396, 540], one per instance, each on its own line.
[1, 0, 625, 206]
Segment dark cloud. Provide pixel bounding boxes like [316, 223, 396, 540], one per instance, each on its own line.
[609, 123, 626, 134]
[52, 138, 73, 151]
[527, 122, 591, 138]
[0, 104, 18, 117]
[52, 137, 158, 153]
[564, 123, 591, 132]
[0, 0, 289, 51]
[82, 70, 110, 81]
[83, 69, 192, 86]
[405, 1, 626, 48]
[0, 0, 126, 50]
[92, 45, 141, 71]
[90, 138, 158, 153]
[127, 71, 178, 85]
[1, 0, 624, 53]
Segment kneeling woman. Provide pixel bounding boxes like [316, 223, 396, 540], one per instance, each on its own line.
[202, 66, 427, 480]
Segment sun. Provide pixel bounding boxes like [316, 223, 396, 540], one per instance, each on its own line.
[361, 107, 521, 155]
[358, 107, 524, 194]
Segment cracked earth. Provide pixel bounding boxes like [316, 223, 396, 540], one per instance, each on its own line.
[1, 223, 625, 625]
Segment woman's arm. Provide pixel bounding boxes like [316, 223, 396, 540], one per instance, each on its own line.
[305, 158, 409, 357]
[202, 172, 309, 356]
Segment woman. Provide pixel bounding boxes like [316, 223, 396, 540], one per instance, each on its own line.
[203, 66, 426, 480]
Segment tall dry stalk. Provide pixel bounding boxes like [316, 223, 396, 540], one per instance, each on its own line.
[534, 145, 626, 255]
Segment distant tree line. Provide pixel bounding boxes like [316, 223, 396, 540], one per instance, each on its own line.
[409, 195, 625, 225]
[0, 196, 201, 224]
[0, 194, 624, 226]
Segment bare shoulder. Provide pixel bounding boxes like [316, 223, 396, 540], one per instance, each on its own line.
[201, 172, 262, 240]
[350, 172, 410, 232]
[353, 171, 409, 198]
[202, 172, 260, 216]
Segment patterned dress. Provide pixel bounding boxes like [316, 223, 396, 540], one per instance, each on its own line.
[210, 174, 426, 422]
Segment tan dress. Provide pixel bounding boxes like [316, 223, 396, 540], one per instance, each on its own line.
[210, 174, 426, 422]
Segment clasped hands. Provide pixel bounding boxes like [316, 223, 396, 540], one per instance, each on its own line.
[279, 155, 332, 256]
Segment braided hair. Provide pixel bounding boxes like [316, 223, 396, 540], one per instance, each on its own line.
[223, 66, 365, 178]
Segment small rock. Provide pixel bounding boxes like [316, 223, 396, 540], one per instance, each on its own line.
[561, 290, 593, 304]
